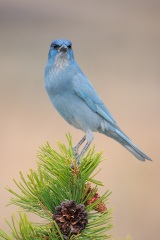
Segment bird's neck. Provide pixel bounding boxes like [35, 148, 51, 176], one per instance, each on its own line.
[47, 52, 71, 75]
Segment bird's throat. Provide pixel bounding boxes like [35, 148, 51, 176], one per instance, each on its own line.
[53, 52, 69, 74]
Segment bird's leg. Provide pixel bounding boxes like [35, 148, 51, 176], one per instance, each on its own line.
[73, 135, 86, 159]
[77, 141, 92, 162]
[74, 130, 94, 164]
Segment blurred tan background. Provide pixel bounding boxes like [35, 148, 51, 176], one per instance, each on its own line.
[0, 0, 160, 239]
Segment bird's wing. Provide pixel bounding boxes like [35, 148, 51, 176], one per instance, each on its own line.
[73, 72, 117, 126]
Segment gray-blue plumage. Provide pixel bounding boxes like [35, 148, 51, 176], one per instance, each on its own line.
[44, 39, 151, 162]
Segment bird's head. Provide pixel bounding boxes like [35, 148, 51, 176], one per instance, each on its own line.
[48, 39, 74, 61]
[48, 39, 74, 73]
[50, 39, 73, 54]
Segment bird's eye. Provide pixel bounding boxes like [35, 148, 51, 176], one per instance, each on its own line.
[52, 44, 59, 50]
[68, 44, 72, 49]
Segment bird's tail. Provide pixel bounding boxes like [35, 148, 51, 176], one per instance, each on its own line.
[103, 127, 152, 161]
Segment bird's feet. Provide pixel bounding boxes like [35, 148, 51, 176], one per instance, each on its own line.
[72, 146, 80, 164]
[73, 146, 78, 157]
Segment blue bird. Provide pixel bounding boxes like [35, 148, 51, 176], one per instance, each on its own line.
[44, 39, 151, 162]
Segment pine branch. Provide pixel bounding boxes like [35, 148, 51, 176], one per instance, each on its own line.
[0, 134, 130, 239]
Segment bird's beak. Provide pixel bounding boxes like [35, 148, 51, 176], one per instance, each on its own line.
[59, 44, 68, 53]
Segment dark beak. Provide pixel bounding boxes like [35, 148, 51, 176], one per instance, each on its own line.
[59, 44, 68, 53]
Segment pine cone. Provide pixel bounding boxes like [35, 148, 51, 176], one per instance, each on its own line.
[84, 183, 107, 212]
[53, 200, 88, 237]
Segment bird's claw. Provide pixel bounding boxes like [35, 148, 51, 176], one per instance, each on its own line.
[72, 147, 80, 164]
[73, 146, 78, 156]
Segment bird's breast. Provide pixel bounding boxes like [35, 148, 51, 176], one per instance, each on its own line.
[45, 66, 73, 97]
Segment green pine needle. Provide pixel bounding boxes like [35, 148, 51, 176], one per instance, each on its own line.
[0, 134, 114, 239]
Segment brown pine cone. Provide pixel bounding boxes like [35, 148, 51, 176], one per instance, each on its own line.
[53, 200, 88, 237]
